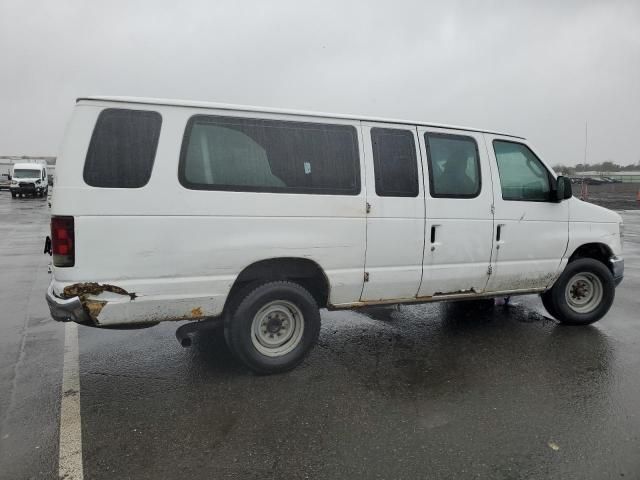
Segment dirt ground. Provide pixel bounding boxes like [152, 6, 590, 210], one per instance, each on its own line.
[577, 182, 640, 210]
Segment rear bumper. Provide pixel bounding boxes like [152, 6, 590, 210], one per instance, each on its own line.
[45, 283, 90, 323]
[610, 255, 624, 286]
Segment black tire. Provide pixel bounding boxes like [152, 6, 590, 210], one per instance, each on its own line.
[545, 258, 615, 325]
[224, 281, 321, 374]
[11, 192, 16, 198]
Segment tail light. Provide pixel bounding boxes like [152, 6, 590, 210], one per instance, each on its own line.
[51, 216, 75, 267]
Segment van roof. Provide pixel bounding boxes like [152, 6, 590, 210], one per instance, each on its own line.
[13, 163, 44, 170]
[78, 96, 525, 140]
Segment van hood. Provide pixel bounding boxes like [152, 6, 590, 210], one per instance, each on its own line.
[568, 197, 622, 224]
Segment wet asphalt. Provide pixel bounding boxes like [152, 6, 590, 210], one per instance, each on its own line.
[0, 191, 639, 480]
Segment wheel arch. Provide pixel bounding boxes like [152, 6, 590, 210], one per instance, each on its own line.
[224, 257, 331, 313]
[568, 242, 614, 274]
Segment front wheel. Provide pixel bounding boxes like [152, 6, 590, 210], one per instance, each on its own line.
[224, 281, 321, 374]
[543, 258, 615, 325]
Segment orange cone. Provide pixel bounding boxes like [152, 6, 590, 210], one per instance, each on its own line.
[581, 182, 589, 201]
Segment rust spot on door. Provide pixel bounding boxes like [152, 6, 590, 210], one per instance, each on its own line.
[191, 307, 203, 318]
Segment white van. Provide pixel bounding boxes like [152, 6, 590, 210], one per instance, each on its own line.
[46, 97, 624, 373]
[10, 162, 49, 198]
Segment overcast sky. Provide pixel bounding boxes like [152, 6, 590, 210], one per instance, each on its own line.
[1, 0, 639, 166]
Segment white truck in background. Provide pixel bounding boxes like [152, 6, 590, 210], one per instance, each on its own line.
[10, 162, 49, 198]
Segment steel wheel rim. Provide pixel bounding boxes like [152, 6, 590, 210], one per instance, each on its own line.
[565, 273, 603, 314]
[251, 300, 304, 357]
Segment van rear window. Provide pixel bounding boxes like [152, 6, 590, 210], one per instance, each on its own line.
[84, 109, 161, 188]
[179, 115, 360, 195]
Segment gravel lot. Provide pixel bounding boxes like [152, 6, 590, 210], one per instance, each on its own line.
[576, 182, 640, 210]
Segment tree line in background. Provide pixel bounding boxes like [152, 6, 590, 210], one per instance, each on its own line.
[552, 161, 640, 175]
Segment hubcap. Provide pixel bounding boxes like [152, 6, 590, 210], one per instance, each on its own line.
[564, 273, 603, 314]
[251, 300, 304, 357]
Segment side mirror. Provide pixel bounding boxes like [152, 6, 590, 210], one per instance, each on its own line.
[553, 175, 572, 202]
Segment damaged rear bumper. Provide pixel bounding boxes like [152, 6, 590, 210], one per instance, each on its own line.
[45, 283, 91, 323]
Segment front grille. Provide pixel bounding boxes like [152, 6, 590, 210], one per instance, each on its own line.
[19, 182, 35, 188]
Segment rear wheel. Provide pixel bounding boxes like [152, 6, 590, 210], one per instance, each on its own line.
[224, 281, 321, 374]
[544, 258, 615, 325]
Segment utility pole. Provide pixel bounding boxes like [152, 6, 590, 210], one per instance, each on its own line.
[583, 121, 588, 165]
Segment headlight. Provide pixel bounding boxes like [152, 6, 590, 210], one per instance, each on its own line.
[10, 180, 17, 185]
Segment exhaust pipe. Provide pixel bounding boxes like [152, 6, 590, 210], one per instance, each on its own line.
[175, 317, 223, 348]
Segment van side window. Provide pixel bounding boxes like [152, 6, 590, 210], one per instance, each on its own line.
[493, 140, 551, 201]
[179, 116, 360, 195]
[84, 109, 162, 188]
[425, 133, 481, 198]
[371, 128, 419, 197]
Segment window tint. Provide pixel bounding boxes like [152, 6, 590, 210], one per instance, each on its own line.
[13, 169, 40, 178]
[371, 128, 419, 197]
[493, 141, 551, 201]
[425, 133, 481, 198]
[84, 109, 162, 188]
[180, 115, 360, 195]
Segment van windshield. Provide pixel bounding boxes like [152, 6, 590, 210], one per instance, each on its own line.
[13, 169, 40, 178]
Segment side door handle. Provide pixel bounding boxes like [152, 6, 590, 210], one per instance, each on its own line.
[430, 224, 441, 251]
[496, 224, 506, 247]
